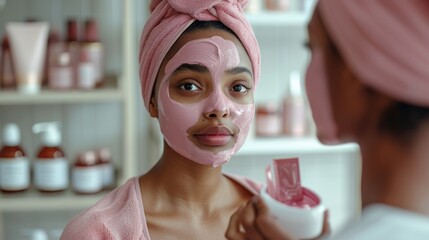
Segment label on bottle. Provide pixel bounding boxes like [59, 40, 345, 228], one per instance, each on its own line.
[101, 163, 115, 187]
[0, 157, 30, 190]
[34, 158, 69, 191]
[49, 67, 73, 89]
[72, 166, 103, 193]
[82, 44, 103, 82]
[78, 62, 96, 89]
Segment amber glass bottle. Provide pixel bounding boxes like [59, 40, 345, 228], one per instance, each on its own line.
[33, 122, 69, 192]
[0, 123, 30, 192]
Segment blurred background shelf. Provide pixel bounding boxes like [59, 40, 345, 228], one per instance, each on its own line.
[0, 88, 124, 105]
[236, 137, 359, 156]
[0, 189, 107, 212]
[246, 11, 309, 26]
[0, 77, 124, 105]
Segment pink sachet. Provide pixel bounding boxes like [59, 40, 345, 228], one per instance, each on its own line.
[270, 158, 303, 203]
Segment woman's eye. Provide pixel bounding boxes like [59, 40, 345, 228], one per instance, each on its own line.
[231, 84, 249, 93]
[179, 82, 200, 91]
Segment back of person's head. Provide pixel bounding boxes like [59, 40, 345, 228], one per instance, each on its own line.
[318, 0, 429, 142]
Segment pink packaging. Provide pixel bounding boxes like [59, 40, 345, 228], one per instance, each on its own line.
[273, 158, 303, 203]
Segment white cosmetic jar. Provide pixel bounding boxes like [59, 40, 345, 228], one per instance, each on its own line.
[259, 186, 326, 239]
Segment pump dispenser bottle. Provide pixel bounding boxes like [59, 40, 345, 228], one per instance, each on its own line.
[0, 123, 30, 192]
[33, 122, 68, 192]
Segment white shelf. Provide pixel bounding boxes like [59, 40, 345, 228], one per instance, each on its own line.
[246, 11, 309, 26]
[0, 88, 124, 105]
[236, 137, 359, 156]
[0, 189, 107, 212]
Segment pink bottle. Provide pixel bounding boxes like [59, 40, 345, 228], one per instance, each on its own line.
[81, 18, 104, 87]
[282, 71, 307, 137]
[48, 51, 73, 90]
[66, 19, 80, 85]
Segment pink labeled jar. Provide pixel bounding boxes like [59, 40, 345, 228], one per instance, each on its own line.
[96, 147, 115, 190]
[255, 102, 282, 137]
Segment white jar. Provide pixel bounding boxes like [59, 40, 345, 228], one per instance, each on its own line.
[72, 151, 103, 194]
[260, 186, 325, 239]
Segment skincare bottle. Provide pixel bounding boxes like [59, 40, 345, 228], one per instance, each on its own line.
[256, 102, 282, 137]
[0, 36, 16, 89]
[46, 30, 65, 87]
[48, 51, 73, 90]
[44, 30, 60, 86]
[282, 71, 307, 137]
[6, 22, 49, 94]
[265, 0, 290, 11]
[0, 123, 30, 192]
[77, 51, 96, 89]
[81, 18, 104, 86]
[96, 147, 115, 190]
[33, 122, 69, 192]
[66, 19, 80, 85]
[72, 150, 103, 194]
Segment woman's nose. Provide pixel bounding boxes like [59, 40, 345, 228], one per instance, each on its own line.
[203, 108, 230, 119]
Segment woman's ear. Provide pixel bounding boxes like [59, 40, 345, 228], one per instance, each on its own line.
[149, 99, 159, 118]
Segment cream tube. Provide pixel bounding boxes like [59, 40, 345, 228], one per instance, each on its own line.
[6, 22, 49, 94]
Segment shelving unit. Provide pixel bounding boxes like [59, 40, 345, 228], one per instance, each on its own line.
[0, 189, 107, 212]
[0, 77, 124, 105]
[0, 88, 123, 105]
[0, 0, 139, 238]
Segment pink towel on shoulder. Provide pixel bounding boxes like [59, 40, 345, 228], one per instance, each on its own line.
[139, 0, 260, 110]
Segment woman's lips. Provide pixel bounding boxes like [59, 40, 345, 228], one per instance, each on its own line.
[194, 126, 234, 146]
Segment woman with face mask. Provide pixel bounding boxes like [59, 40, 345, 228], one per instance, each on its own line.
[61, 0, 263, 239]
[225, 0, 429, 239]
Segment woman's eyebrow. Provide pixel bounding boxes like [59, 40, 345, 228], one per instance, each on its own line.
[173, 64, 209, 74]
[226, 67, 253, 77]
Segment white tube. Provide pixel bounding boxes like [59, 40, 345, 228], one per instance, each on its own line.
[6, 22, 49, 94]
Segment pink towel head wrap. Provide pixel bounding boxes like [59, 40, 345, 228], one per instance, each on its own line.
[319, 0, 429, 107]
[139, 0, 260, 111]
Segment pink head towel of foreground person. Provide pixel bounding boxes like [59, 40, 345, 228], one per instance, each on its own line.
[138, 0, 261, 111]
[319, 0, 429, 107]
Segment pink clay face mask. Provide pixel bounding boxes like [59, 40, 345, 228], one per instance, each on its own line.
[157, 36, 254, 167]
[305, 49, 339, 144]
